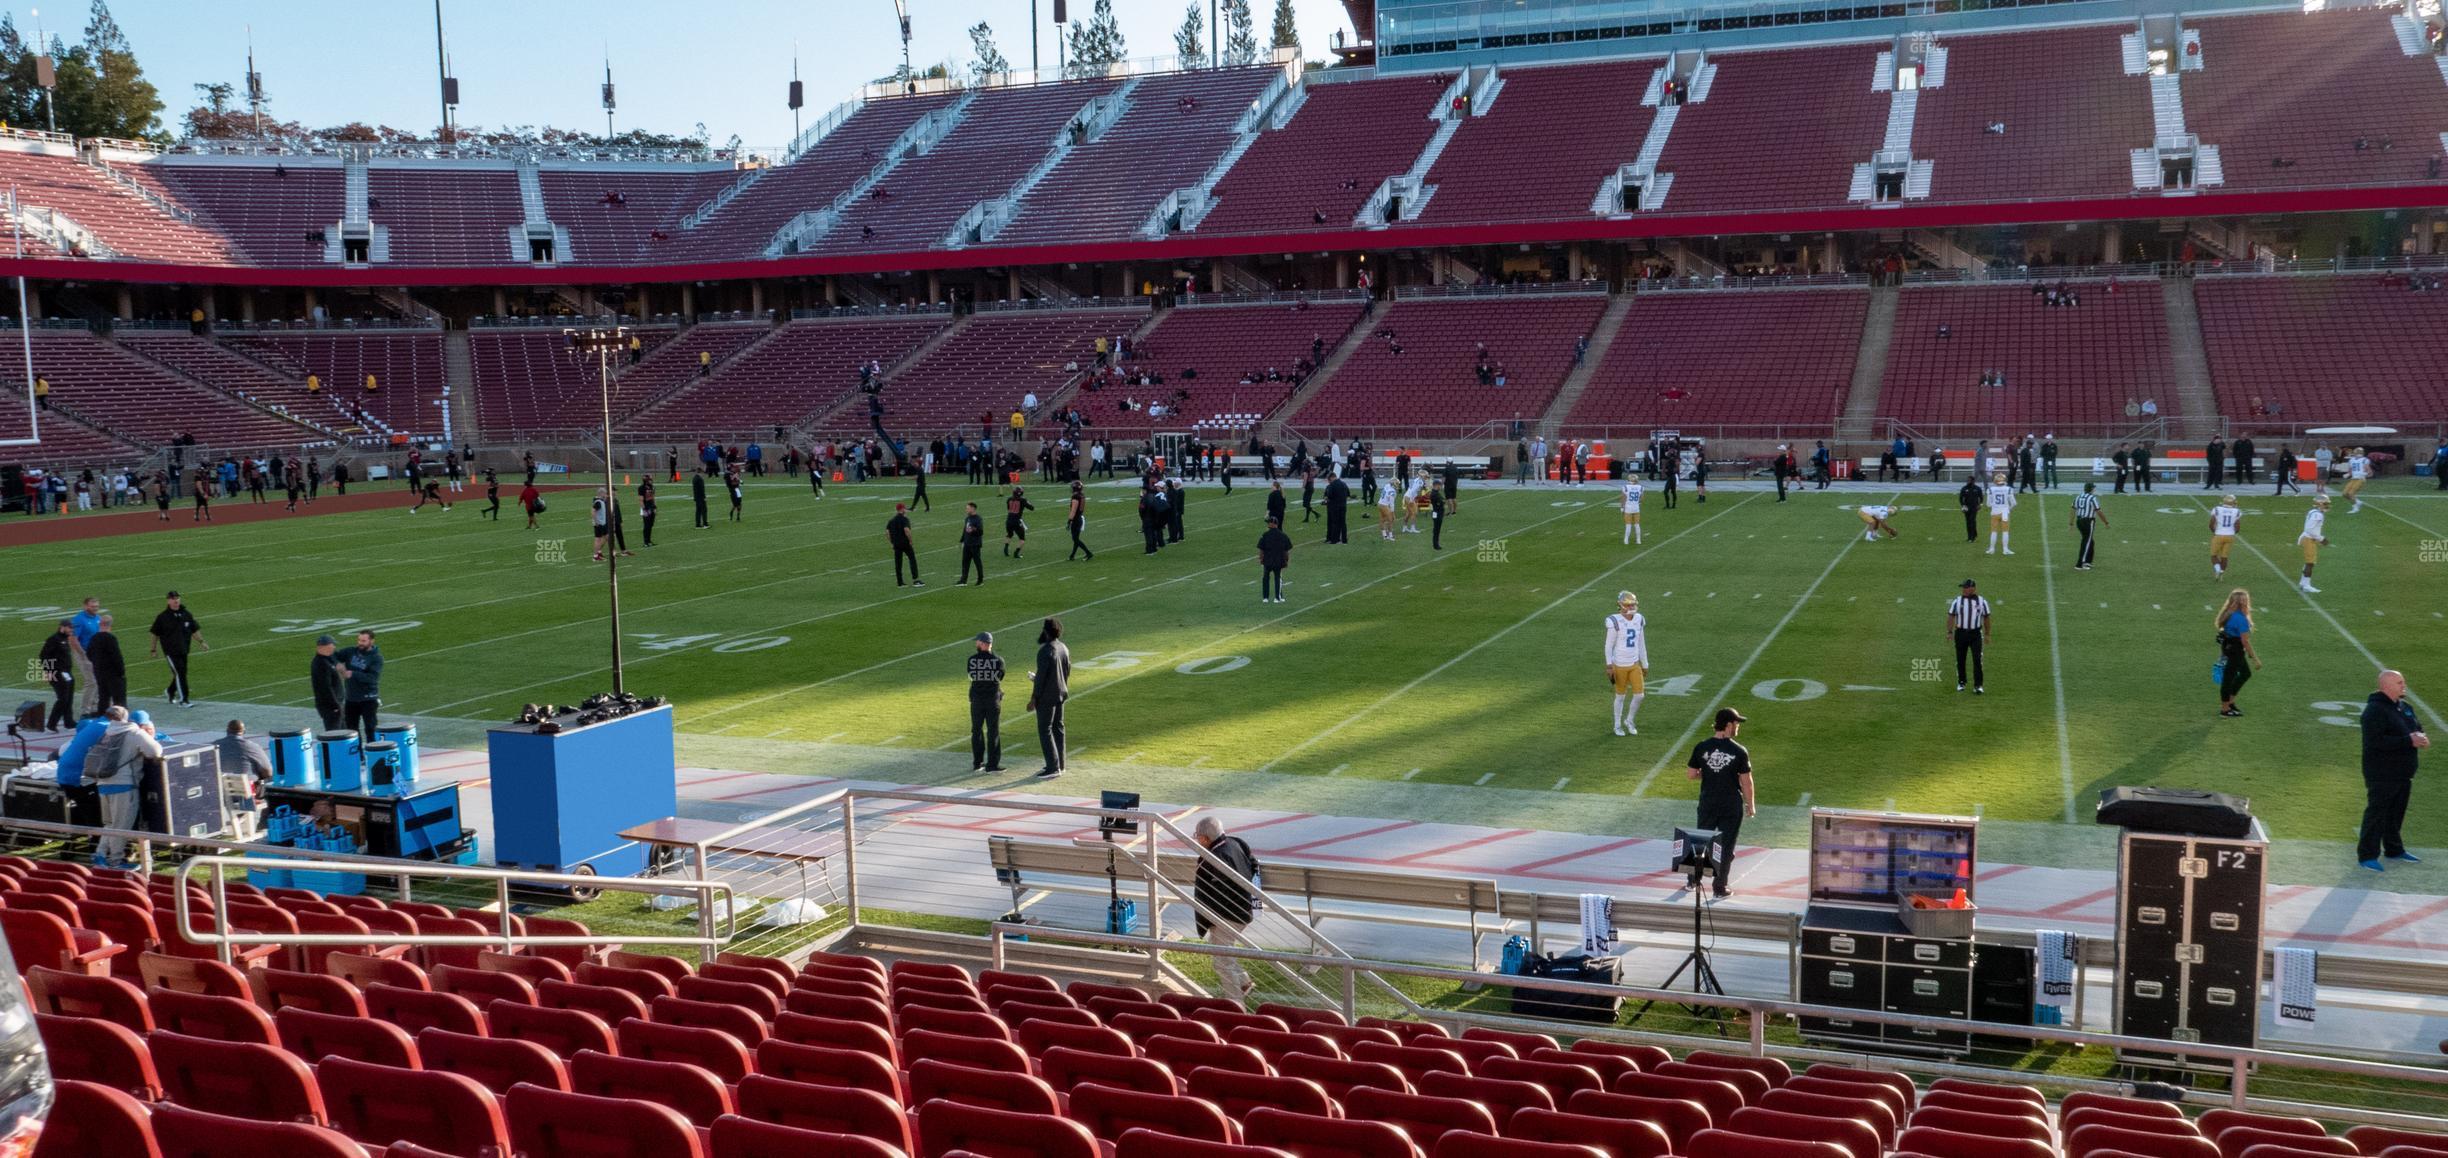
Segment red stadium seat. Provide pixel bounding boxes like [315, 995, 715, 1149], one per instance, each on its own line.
[754, 1038, 905, 1102]
[1343, 1087, 1501, 1148]
[1527, 1048, 1633, 1083]
[895, 987, 994, 1016]
[1572, 1041, 1669, 1071]
[2349, 1130, 2448, 1157]
[1161, 994, 1246, 1017]
[574, 961, 679, 1003]
[26, 966, 151, 1032]
[76, 899, 161, 980]
[1928, 1078, 2043, 1105]
[432, 963, 539, 1007]
[916, 1099, 1100, 1158]
[1916, 1089, 2049, 1122]
[808, 950, 888, 977]
[674, 974, 783, 1020]
[1609, 1070, 1742, 1122]
[2065, 1108, 2201, 1138]
[328, 950, 430, 992]
[1759, 1088, 1896, 1145]
[1039, 1044, 1177, 1096]
[31, 1080, 159, 1158]
[1112, 1011, 1215, 1044]
[1116, 1131, 1296, 1158]
[1006, 1002, 1103, 1029]
[1482, 1057, 1606, 1106]
[893, 960, 974, 985]
[365, 983, 487, 1037]
[1432, 1037, 1519, 1071]
[708, 1115, 909, 1158]
[138, 952, 253, 999]
[1780, 1075, 1907, 1122]
[1314, 1024, 1403, 1053]
[2061, 1092, 2185, 1120]
[982, 969, 1061, 994]
[1683, 1128, 1850, 1158]
[608, 950, 695, 983]
[520, 917, 599, 968]
[904, 1027, 1033, 1074]
[1724, 1106, 1881, 1158]
[1069, 981, 1148, 1005]
[901, 1004, 1013, 1041]
[1798, 1065, 1913, 1109]
[1244, 1107, 1424, 1158]
[653, 993, 771, 1046]
[1358, 1018, 1450, 1042]
[150, 990, 279, 1045]
[275, 1005, 420, 1068]
[506, 1083, 705, 1158]
[569, 1048, 734, 1128]
[2222, 1133, 2354, 1158]
[1020, 1018, 1135, 1058]
[1908, 1105, 2053, 1144]
[618, 1016, 754, 1083]
[2199, 1112, 2324, 1142]
[2066, 1125, 2223, 1158]
[908, 1057, 1063, 1116]
[1683, 1051, 1791, 1089]
[735, 1076, 913, 1153]
[1463, 1027, 1559, 1055]
[149, 1031, 327, 1126]
[261, 968, 368, 1017]
[1895, 1127, 2058, 1158]
[35, 1013, 161, 1099]
[539, 978, 650, 1026]
[773, 1010, 900, 1065]
[1280, 1052, 1413, 1101]
[1653, 1061, 1768, 1103]
[1149, 1036, 1273, 1078]
[2235, 1147, 2363, 1158]
[1566, 1090, 1710, 1150]
[1418, 1070, 1557, 1122]
[1509, 1108, 1674, 1158]
[787, 988, 895, 1027]
[1353, 1041, 1472, 1084]
[1068, 1082, 1238, 1146]
[799, 964, 891, 998]
[1229, 1026, 1345, 1064]
[699, 961, 788, 998]
[1187, 1067, 1339, 1121]
[476, 950, 570, 984]
[1431, 1136, 1610, 1158]
[418, 1027, 571, 1095]
[1, 908, 122, 975]
[1258, 1005, 1350, 1031]
[490, 1000, 619, 1058]
[318, 1056, 511, 1157]
[148, 1103, 360, 1158]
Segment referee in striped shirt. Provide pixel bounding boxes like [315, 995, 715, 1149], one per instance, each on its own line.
[1946, 579, 1992, 694]
[2071, 484, 2106, 570]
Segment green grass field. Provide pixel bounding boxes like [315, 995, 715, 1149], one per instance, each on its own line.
[7, 474, 2445, 856]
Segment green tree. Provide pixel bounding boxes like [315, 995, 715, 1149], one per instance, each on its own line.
[1270, 0, 1300, 58]
[1174, 2, 1208, 69]
[967, 21, 1011, 82]
[0, 16, 37, 129]
[1065, 0, 1127, 79]
[1221, 0, 1260, 66]
[46, 2, 166, 141]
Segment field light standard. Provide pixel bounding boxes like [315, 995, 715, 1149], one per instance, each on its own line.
[566, 325, 630, 695]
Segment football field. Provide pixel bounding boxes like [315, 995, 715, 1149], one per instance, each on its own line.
[6, 473, 2444, 863]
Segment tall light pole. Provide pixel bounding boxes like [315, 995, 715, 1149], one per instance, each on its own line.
[567, 325, 630, 695]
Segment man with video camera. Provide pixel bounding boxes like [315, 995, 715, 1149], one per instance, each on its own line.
[1684, 707, 1757, 899]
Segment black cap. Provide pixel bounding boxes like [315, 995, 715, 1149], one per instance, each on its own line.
[165, 590, 179, 598]
[1714, 708, 1747, 728]
[1959, 578, 1978, 588]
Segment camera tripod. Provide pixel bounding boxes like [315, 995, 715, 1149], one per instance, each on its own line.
[1632, 867, 1727, 1031]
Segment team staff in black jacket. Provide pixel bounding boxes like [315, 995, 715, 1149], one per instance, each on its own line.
[148, 591, 205, 706]
[2358, 669, 2432, 870]
[309, 635, 348, 732]
[966, 632, 1005, 772]
[958, 503, 987, 586]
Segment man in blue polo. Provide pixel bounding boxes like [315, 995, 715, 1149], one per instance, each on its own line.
[68, 596, 103, 716]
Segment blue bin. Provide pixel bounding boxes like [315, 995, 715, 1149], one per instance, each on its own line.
[291, 828, 367, 896]
[244, 847, 294, 891]
[268, 729, 318, 789]
[448, 835, 483, 866]
[317, 730, 363, 793]
[362, 741, 403, 797]
[375, 724, 419, 790]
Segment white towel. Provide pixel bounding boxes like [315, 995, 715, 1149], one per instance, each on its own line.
[2034, 929, 2077, 1027]
[2274, 947, 2317, 1026]
[1578, 893, 1616, 956]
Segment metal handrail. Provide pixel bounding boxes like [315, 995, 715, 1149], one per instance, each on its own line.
[993, 922, 2448, 1126]
[173, 854, 736, 962]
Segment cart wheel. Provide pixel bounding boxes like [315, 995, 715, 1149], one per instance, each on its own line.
[567, 863, 601, 903]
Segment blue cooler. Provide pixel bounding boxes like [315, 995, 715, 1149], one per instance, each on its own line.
[290, 826, 366, 896]
[317, 730, 363, 793]
[268, 729, 318, 788]
[375, 724, 419, 790]
[361, 742, 403, 797]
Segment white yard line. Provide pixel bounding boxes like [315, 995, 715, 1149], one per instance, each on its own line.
[1632, 493, 1894, 798]
[2367, 499, 2447, 540]
[1474, 773, 1496, 786]
[2202, 498, 2442, 722]
[2034, 494, 2079, 824]
[1262, 496, 1760, 773]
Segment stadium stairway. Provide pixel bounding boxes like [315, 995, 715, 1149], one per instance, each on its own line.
[1532, 295, 1636, 438]
[613, 321, 786, 423]
[793, 313, 978, 437]
[442, 332, 474, 439]
[1255, 308, 1385, 445]
[108, 334, 349, 445]
[2161, 277, 2221, 438]
[1837, 284, 1899, 439]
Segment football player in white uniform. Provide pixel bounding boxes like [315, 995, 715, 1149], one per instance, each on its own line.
[2298, 496, 2331, 593]
[1856, 504, 1900, 542]
[2344, 448, 2371, 513]
[1620, 478, 1644, 546]
[1402, 474, 1426, 534]
[1602, 591, 1649, 736]
[1376, 476, 1399, 540]
[2208, 495, 2244, 578]
[1985, 473, 2016, 555]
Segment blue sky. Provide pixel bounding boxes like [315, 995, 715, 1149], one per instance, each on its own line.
[49, 1, 1356, 151]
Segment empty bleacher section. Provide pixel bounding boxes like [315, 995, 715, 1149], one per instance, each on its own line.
[629, 314, 953, 436]
[1414, 60, 1656, 225]
[810, 80, 1120, 254]
[225, 330, 449, 438]
[2195, 273, 2448, 423]
[1880, 281, 2176, 429]
[668, 91, 961, 259]
[2181, 7, 2448, 192]
[536, 168, 735, 264]
[1649, 44, 1892, 214]
[994, 68, 1279, 247]
[112, 331, 336, 435]
[367, 169, 524, 266]
[12, 330, 318, 449]
[1197, 73, 1451, 234]
[1916, 27, 2153, 201]
[152, 161, 342, 266]
[1562, 290, 1867, 435]
[585, 321, 774, 422]
[0, 142, 240, 264]
[831, 307, 1143, 437]
[0, 412, 139, 467]
[467, 325, 678, 438]
[1288, 293, 1608, 434]
[1076, 298, 1368, 437]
